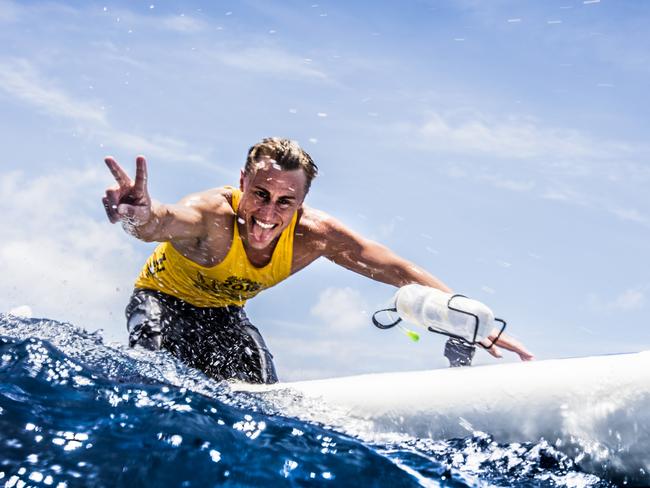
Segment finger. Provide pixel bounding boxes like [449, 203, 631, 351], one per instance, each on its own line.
[102, 196, 120, 223]
[104, 156, 132, 189]
[105, 187, 121, 208]
[104, 188, 120, 219]
[134, 155, 148, 195]
[486, 345, 503, 358]
[104, 188, 122, 222]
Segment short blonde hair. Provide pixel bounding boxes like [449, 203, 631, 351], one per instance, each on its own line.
[245, 137, 318, 192]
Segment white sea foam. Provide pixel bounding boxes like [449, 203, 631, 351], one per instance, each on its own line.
[8, 305, 32, 318]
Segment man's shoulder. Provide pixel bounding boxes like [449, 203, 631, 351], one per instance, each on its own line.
[297, 206, 332, 233]
[293, 206, 363, 262]
[178, 186, 236, 217]
[296, 206, 350, 240]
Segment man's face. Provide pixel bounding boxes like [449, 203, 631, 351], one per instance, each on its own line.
[238, 156, 308, 250]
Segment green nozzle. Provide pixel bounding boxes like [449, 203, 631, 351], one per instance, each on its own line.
[399, 325, 420, 342]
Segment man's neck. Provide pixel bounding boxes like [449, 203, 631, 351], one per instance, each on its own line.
[238, 223, 280, 268]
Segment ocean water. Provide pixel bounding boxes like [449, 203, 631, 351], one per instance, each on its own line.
[0, 314, 640, 487]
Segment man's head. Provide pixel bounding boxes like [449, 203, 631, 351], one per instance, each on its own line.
[243, 137, 318, 193]
[238, 138, 318, 251]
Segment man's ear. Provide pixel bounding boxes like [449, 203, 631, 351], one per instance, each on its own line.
[239, 169, 246, 191]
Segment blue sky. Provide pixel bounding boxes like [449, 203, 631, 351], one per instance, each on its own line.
[1, 0, 649, 380]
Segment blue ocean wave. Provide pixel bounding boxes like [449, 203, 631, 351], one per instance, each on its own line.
[0, 315, 628, 487]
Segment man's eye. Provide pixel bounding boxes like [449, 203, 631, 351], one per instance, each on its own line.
[255, 191, 268, 199]
[278, 199, 291, 207]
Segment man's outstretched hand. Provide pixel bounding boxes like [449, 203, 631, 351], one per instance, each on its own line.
[481, 331, 535, 362]
[103, 156, 152, 226]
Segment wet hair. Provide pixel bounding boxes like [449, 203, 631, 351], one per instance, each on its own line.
[244, 137, 318, 192]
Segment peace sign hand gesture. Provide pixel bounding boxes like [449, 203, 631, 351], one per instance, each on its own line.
[102, 156, 152, 226]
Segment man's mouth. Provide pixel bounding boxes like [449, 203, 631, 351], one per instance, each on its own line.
[249, 217, 279, 245]
[252, 217, 278, 230]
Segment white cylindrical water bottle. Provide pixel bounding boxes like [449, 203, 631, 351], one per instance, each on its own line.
[393, 284, 496, 343]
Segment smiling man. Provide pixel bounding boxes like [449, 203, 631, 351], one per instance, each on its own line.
[103, 137, 533, 384]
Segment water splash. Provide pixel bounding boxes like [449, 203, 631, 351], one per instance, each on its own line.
[0, 315, 641, 486]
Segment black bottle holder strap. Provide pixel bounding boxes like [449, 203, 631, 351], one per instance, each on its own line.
[371, 308, 402, 329]
[371, 293, 507, 349]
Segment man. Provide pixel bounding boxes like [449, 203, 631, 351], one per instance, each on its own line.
[103, 137, 533, 384]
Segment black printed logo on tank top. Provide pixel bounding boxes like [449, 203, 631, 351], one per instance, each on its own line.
[192, 272, 263, 301]
[145, 252, 167, 277]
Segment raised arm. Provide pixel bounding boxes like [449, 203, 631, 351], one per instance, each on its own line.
[102, 156, 205, 242]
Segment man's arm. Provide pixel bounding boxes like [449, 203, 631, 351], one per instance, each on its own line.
[317, 212, 534, 361]
[124, 196, 209, 243]
[103, 156, 213, 242]
[320, 214, 451, 291]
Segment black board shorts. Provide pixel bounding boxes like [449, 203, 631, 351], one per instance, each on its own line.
[125, 288, 278, 384]
[444, 337, 476, 367]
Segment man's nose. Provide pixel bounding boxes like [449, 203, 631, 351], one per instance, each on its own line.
[257, 202, 276, 220]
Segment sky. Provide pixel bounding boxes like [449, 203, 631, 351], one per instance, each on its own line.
[1, 0, 649, 381]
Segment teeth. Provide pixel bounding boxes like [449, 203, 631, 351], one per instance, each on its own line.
[255, 219, 275, 229]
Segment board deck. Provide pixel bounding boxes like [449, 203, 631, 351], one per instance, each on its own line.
[233, 351, 650, 447]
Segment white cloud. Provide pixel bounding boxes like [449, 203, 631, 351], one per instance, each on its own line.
[310, 287, 369, 330]
[540, 183, 650, 227]
[589, 287, 647, 313]
[414, 111, 620, 160]
[0, 58, 209, 165]
[607, 206, 648, 225]
[413, 112, 649, 226]
[607, 289, 646, 312]
[89, 41, 149, 69]
[540, 184, 591, 206]
[0, 168, 142, 340]
[0, 59, 107, 125]
[1, 167, 102, 222]
[95, 130, 212, 167]
[209, 46, 329, 81]
[446, 163, 537, 193]
[160, 15, 206, 33]
[94, 6, 206, 35]
[387, 110, 642, 166]
[479, 173, 536, 193]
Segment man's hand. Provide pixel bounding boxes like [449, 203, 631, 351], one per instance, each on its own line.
[103, 156, 152, 226]
[481, 331, 535, 362]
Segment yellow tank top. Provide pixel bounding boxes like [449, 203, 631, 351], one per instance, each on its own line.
[134, 188, 297, 308]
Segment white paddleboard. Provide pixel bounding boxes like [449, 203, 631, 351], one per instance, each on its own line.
[234, 351, 650, 478]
